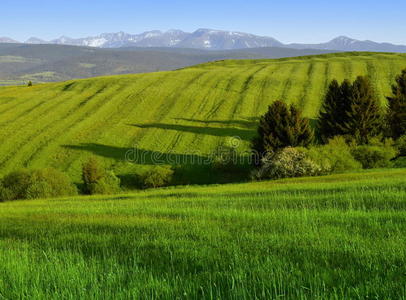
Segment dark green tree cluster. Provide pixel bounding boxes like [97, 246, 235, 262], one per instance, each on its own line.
[318, 76, 384, 144]
[317, 79, 352, 140]
[387, 69, 406, 139]
[252, 100, 313, 162]
[252, 69, 406, 172]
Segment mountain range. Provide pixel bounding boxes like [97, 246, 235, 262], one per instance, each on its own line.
[2, 29, 406, 52]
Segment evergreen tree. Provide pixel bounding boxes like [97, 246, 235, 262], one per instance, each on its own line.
[387, 69, 406, 139]
[319, 77, 384, 144]
[318, 80, 340, 141]
[318, 79, 353, 142]
[252, 101, 314, 162]
[343, 76, 383, 144]
[27, 81, 33, 87]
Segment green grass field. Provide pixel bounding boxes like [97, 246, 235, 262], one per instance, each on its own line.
[0, 52, 405, 184]
[1, 53, 406, 298]
[0, 169, 405, 299]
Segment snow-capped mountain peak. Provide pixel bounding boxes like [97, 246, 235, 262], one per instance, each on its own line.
[1, 30, 406, 52]
[328, 36, 358, 46]
[0, 37, 19, 43]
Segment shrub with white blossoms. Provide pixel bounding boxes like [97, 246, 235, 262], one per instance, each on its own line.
[252, 147, 322, 180]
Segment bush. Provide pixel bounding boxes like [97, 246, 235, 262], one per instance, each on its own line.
[142, 166, 174, 188]
[0, 168, 77, 201]
[392, 157, 406, 168]
[88, 171, 121, 195]
[0, 169, 32, 200]
[82, 157, 105, 193]
[26, 168, 77, 199]
[0, 186, 14, 202]
[252, 147, 322, 180]
[395, 135, 406, 157]
[81, 157, 121, 195]
[351, 138, 397, 169]
[303, 136, 362, 173]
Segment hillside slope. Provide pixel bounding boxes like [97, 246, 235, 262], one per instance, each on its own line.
[0, 52, 405, 183]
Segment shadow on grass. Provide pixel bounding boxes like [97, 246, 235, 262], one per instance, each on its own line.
[63, 143, 251, 185]
[130, 122, 255, 141]
[173, 117, 259, 129]
[64, 143, 211, 165]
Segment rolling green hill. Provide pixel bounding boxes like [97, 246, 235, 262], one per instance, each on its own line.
[0, 52, 405, 184]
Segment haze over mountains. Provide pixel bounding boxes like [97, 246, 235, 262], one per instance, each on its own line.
[2, 29, 406, 52]
[0, 43, 335, 84]
[2, 28, 406, 85]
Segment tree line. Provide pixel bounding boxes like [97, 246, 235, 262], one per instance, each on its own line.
[252, 69, 406, 179]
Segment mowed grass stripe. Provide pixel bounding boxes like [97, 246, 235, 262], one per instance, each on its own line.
[209, 64, 270, 121]
[61, 72, 203, 176]
[238, 64, 280, 118]
[1, 82, 121, 172]
[0, 80, 95, 124]
[0, 91, 91, 170]
[301, 61, 327, 116]
[25, 82, 145, 169]
[132, 71, 213, 155]
[38, 78, 163, 173]
[282, 61, 313, 107]
[372, 56, 399, 104]
[0, 81, 94, 141]
[166, 70, 243, 155]
[172, 67, 258, 154]
[0, 88, 50, 117]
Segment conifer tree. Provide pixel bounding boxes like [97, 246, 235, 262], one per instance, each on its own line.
[252, 100, 314, 162]
[343, 76, 383, 144]
[387, 69, 406, 139]
[318, 79, 353, 142]
[319, 77, 384, 144]
[318, 80, 340, 141]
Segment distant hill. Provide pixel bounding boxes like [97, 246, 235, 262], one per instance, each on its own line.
[0, 43, 336, 84]
[2, 29, 406, 52]
[0, 37, 19, 43]
[287, 36, 406, 52]
[0, 52, 405, 183]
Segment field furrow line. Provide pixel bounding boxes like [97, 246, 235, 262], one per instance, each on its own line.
[0, 82, 119, 171]
[228, 65, 270, 119]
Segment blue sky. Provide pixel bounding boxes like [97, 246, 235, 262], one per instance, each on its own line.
[2, 0, 405, 44]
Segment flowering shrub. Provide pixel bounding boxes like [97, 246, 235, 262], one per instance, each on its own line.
[252, 147, 322, 180]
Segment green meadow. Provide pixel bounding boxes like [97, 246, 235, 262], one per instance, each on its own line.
[0, 52, 405, 184]
[0, 169, 405, 299]
[0, 53, 406, 299]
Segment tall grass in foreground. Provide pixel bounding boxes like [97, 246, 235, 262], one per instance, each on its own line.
[0, 169, 405, 299]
